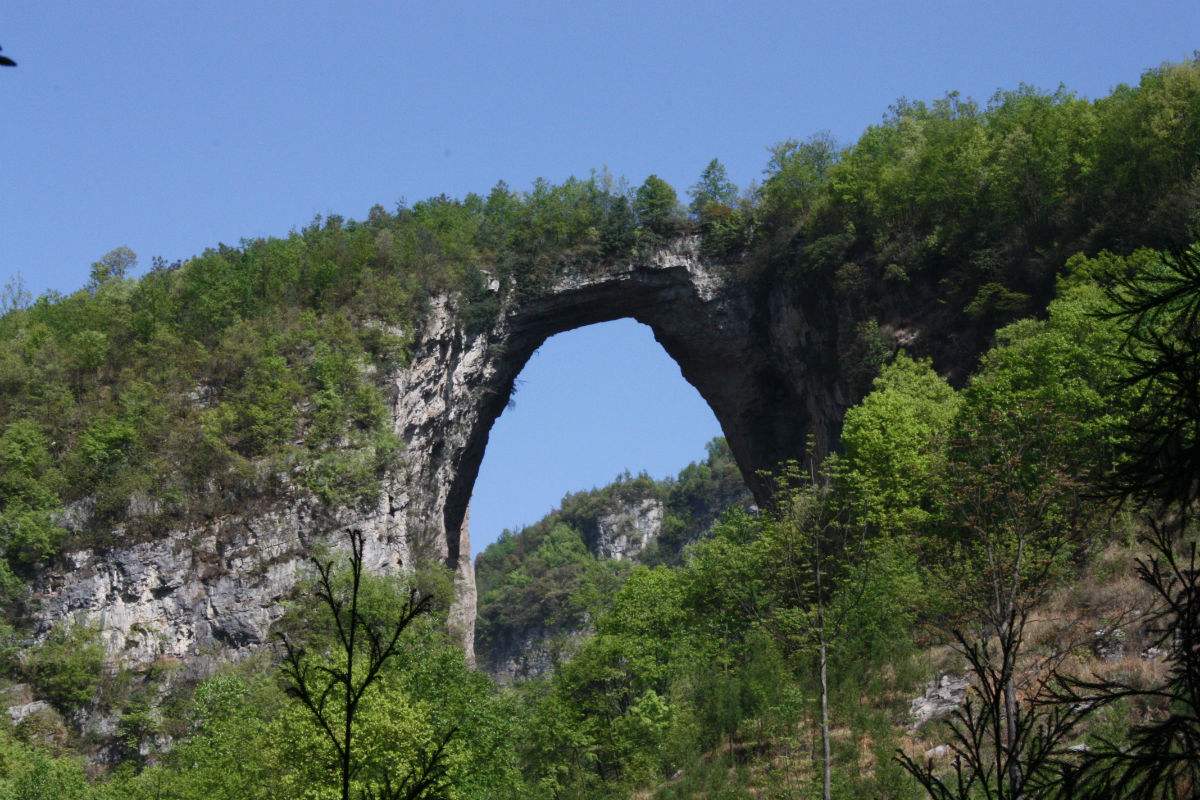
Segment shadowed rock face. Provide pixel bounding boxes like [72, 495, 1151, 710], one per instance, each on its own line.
[36, 238, 854, 671]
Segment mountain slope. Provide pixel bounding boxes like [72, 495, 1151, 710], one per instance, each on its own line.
[474, 438, 751, 680]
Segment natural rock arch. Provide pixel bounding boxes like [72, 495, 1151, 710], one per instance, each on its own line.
[35, 238, 853, 672]
[393, 238, 851, 659]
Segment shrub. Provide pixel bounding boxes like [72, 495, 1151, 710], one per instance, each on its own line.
[27, 624, 106, 713]
[0, 420, 65, 573]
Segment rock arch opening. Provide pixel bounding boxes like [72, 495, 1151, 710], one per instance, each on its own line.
[437, 265, 777, 568]
[33, 241, 853, 672]
[468, 318, 727, 554]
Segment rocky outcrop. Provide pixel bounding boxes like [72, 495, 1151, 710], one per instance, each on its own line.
[587, 498, 664, 561]
[1093, 625, 1128, 663]
[7, 700, 51, 726]
[4, 684, 43, 725]
[35, 499, 407, 671]
[909, 673, 969, 731]
[486, 625, 592, 685]
[35, 237, 863, 681]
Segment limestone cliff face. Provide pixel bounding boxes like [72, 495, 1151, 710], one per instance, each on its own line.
[34, 500, 407, 674]
[485, 625, 594, 686]
[585, 498, 665, 561]
[34, 237, 860, 680]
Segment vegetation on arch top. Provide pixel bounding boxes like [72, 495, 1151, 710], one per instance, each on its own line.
[0, 56, 1198, 603]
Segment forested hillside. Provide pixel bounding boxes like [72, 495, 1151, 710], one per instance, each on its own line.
[0, 57, 1198, 798]
[474, 438, 751, 679]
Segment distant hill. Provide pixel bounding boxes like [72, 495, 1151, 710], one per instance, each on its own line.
[474, 438, 751, 680]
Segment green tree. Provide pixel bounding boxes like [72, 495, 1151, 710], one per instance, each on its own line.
[834, 353, 960, 535]
[688, 159, 738, 218]
[148, 673, 280, 800]
[27, 624, 106, 713]
[0, 273, 31, 314]
[600, 194, 636, 257]
[0, 739, 92, 800]
[88, 246, 136, 292]
[633, 175, 681, 237]
[0, 419, 65, 574]
[757, 133, 839, 227]
[688, 160, 747, 257]
[550, 566, 688, 787]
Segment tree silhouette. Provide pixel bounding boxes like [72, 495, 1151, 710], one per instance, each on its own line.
[1047, 515, 1200, 799]
[278, 529, 457, 800]
[1035, 246, 1200, 798]
[1101, 246, 1200, 510]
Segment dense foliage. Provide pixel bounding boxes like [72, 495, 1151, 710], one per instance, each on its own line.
[742, 57, 1200, 383]
[0, 242, 1192, 799]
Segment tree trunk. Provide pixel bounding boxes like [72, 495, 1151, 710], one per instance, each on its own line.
[1003, 647, 1022, 798]
[819, 609, 832, 800]
[342, 549, 361, 800]
[994, 608, 1022, 800]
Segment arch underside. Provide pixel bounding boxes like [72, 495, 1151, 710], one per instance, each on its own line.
[432, 255, 841, 567]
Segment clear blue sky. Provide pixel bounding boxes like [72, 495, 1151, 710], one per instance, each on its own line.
[2, 2, 1197, 554]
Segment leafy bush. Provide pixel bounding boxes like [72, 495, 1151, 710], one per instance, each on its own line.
[0, 734, 91, 800]
[0, 420, 65, 575]
[27, 624, 106, 713]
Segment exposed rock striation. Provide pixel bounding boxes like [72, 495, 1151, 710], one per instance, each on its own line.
[485, 625, 594, 685]
[35, 499, 407, 672]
